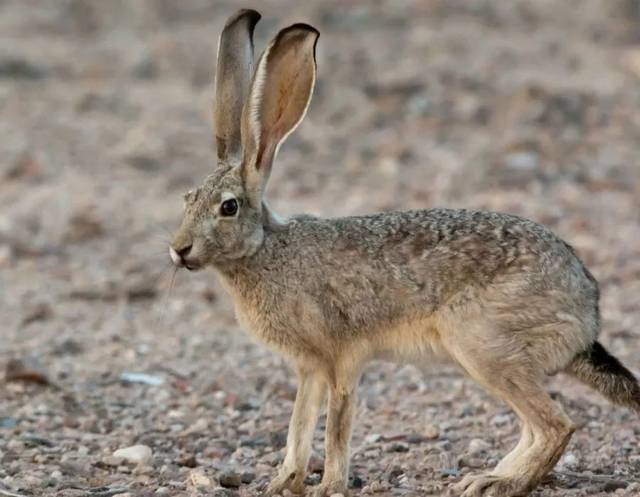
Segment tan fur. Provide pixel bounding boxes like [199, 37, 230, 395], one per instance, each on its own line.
[169, 10, 639, 497]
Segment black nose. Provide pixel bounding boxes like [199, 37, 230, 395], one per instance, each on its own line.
[177, 244, 192, 258]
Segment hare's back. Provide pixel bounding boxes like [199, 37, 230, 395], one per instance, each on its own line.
[282, 208, 596, 307]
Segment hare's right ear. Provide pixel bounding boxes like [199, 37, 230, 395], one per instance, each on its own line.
[214, 9, 261, 162]
[240, 23, 319, 207]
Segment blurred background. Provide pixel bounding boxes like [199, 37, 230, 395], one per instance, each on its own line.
[1, 1, 639, 496]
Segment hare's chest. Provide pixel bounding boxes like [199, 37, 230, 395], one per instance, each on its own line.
[222, 275, 325, 356]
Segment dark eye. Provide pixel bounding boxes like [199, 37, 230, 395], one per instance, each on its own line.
[220, 198, 238, 217]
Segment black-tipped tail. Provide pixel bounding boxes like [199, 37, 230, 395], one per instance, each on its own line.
[566, 341, 640, 412]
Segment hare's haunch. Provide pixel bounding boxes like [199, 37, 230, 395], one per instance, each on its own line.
[168, 10, 640, 497]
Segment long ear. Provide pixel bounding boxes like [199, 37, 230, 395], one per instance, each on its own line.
[241, 23, 319, 206]
[214, 9, 261, 162]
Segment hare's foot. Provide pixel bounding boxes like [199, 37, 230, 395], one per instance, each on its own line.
[311, 479, 349, 497]
[264, 467, 306, 496]
[451, 473, 527, 497]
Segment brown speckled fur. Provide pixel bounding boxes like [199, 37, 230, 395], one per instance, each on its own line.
[169, 10, 639, 497]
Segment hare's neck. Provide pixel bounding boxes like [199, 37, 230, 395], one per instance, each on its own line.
[261, 200, 287, 228]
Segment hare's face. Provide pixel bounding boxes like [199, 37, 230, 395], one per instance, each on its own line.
[169, 10, 317, 270]
[169, 164, 264, 270]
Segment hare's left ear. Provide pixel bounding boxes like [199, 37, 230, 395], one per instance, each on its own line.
[214, 9, 261, 163]
[240, 23, 319, 206]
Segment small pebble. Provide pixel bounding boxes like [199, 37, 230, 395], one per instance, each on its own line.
[467, 438, 490, 455]
[423, 424, 440, 439]
[113, 445, 153, 465]
[368, 481, 383, 492]
[189, 469, 211, 488]
[219, 469, 242, 488]
[490, 414, 511, 427]
[559, 453, 578, 469]
[387, 442, 409, 453]
[365, 433, 382, 444]
[240, 470, 255, 484]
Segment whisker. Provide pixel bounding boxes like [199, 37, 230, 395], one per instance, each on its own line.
[153, 266, 179, 331]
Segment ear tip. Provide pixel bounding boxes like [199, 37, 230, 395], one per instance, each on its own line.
[279, 23, 320, 41]
[224, 9, 262, 30]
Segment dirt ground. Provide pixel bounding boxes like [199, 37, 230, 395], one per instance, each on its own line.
[1, 1, 640, 496]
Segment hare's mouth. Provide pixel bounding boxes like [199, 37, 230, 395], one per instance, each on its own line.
[184, 261, 202, 271]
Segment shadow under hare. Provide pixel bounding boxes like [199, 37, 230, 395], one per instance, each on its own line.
[168, 9, 640, 497]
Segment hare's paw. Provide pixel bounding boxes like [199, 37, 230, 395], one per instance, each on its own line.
[450, 473, 526, 497]
[311, 480, 349, 497]
[263, 467, 306, 496]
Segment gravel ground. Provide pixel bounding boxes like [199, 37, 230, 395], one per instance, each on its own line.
[1, 1, 640, 496]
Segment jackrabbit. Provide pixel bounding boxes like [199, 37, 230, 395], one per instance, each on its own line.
[168, 10, 640, 497]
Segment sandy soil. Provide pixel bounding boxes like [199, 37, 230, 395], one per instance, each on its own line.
[1, 1, 639, 496]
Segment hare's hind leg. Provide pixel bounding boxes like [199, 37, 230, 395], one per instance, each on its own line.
[265, 364, 326, 496]
[445, 337, 575, 497]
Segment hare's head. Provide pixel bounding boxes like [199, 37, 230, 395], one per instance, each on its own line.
[169, 10, 318, 270]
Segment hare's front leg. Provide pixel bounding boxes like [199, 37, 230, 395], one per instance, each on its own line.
[265, 365, 326, 496]
[312, 384, 357, 497]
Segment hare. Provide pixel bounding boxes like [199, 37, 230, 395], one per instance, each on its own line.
[169, 9, 640, 497]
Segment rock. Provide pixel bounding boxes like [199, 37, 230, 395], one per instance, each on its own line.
[467, 438, 490, 456]
[441, 468, 460, 477]
[240, 470, 255, 484]
[309, 453, 324, 473]
[131, 55, 158, 80]
[423, 424, 440, 440]
[0, 416, 17, 428]
[120, 372, 164, 386]
[218, 469, 242, 488]
[351, 474, 365, 488]
[406, 433, 427, 444]
[602, 479, 627, 492]
[64, 209, 104, 243]
[113, 445, 153, 465]
[22, 434, 55, 447]
[367, 481, 384, 492]
[490, 414, 511, 427]
[387, 442, 409, 453]
[188, 469, 211, 488]
[182, 418, 208, 435]
[177, 454, 198, 468]
[212, 488, 232, 497]
[365, 433, 381, 444]
[22, 302, 53, 325]
[101, 456, 124, 467]
[459, 456, 485, 469]
[52, 338, 84, 356]
[504, 151, 538, 171]
[0, 56, 47, 79]
[559, 453, 578, 469]
[5, 358, 50, 386]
